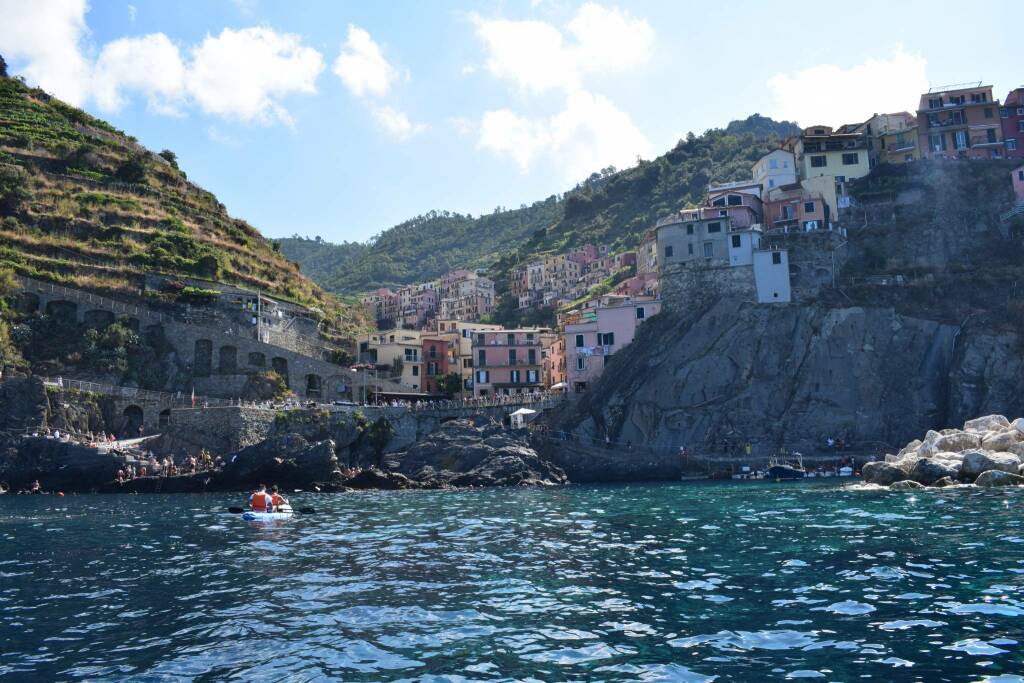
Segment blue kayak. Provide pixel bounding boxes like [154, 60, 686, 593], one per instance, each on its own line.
[241, 506, 294, 521]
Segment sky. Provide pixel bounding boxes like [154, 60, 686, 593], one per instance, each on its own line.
[0, 0, 1019, 244]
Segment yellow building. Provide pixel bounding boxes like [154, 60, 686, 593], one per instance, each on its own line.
[865, 112, 919, 166]
[784, 124, 871, 183]
[359, 329, 425, 391]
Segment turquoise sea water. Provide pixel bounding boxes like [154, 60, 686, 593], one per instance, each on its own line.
[2, 481, 1023, 681]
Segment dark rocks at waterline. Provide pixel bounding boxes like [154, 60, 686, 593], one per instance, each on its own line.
[388, 419, 567, 488]
[863, 414, 1024, 490]
[890, 480, 926, 490]
[0, 437, 122, 492]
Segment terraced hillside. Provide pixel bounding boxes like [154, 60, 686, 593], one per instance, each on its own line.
[0, 74, 364, 338]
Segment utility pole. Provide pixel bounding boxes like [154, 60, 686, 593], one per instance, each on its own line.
[256, 289, 262, 342]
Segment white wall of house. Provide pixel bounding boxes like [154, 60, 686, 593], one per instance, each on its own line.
[753, 250, 792, 303]
[728, 230, 761, 267]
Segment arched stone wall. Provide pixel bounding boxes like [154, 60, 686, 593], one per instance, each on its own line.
[45, 300, 78, 320]
[16, 292, 39, 314]
[272, 357, 289, 387]
[248, 351, 266, 368]
[194, 339, 213, 377]
[121, 404, 144, 437]
[83, 309, 115, 328]
[305, 374, 322, 399]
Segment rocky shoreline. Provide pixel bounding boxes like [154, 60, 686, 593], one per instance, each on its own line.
[862, 414, 1024, 489]
[1, 418, 567, 494]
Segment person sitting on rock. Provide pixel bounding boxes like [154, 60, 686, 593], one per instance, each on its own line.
[270, 485, 289, 511]
[249, 484, 274, 513]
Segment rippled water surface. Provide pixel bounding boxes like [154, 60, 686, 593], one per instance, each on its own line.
[2, 482, 1023, 681]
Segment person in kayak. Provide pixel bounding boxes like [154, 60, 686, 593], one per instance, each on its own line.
[270, 485, 289, 511]
[249, 484, 274, 512]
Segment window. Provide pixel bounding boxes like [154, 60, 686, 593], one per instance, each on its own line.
[841, 152, 859, 165]
[526, 332, 534, 342]
[772, 252, 782, 265]
[429, 345, 436, 359]
[810, 155, 827, 168]
[476, 370, 489, 384]
[769, 158, 778, 169]
[1002, 107, 1010, 118]
[511, 370, 520, 384]
[768, 179, 775, 188]
[575, 334, 584, 347]
[664, 245, 674, 258]
[599, 332, 615, 346]
[576, 357, 586, 370]
[405, 348, 417, 361]
[712, 196, 726, 207]
[427, 362, 437, 376]
[508, 349, 517, 365]
[703, 242, 714, 258]
[718, 210, 728, 217]
[731, 235, 741, 248]
[687, 244, 694, 255]
[950, 95, 965, 105]
[686, 224, 694, 235]
[636, 307, 645, 320]
[507, 333, 515, 345]
[528, 349, 536, 365]
[412, 365, 419, 376]
[1018, 107, 1024, 115]
[1017, 169, 1023, 181]
[707, 222, 722, 233]
[969, 92, 985, 103]
[727, 194, 742, 206]
[987, 129, 998, 143]
[463, 358, 472, 369]
[478, 349, 486, 367]
[782, 205, 794, 220]
[813, 128, 826, 135]
[527, 370, 538, 383]
[984, 107, 994, 119]
[804, 201, 815, 213]
[1019, 121, 1024, 133]
[928, 97, 942, 109]
[929, 133, 945, 152]
[477, 333, 484, 345]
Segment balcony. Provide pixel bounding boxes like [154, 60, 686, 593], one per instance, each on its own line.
[970, 134, 1002, 147]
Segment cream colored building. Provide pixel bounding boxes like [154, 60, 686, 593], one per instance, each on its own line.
[360, 329, 425, 390]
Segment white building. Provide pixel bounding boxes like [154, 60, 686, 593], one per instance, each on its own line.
[753, 249, 792, 303]
[752, 149, 798, 194]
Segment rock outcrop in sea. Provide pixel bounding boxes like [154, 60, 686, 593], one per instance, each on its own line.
[862, 414, 1024, 489]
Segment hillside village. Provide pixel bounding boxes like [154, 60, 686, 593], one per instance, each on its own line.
[353, 81, 1024, 399]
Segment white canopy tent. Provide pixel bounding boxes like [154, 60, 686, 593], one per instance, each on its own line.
[509, 407, 538, 429]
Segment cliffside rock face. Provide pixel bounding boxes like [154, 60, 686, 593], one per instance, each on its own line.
[389, 419, 566, 487]
[224, 434, 342, 489]
[1, 437, 121, 491]
[557, 299, 1022, 457]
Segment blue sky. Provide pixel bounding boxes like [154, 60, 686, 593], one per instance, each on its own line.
[1, 0, 1019, 243]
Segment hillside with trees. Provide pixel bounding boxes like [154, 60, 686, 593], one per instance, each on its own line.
[0, 69, 363, 337]
[281, 114, 800, 293]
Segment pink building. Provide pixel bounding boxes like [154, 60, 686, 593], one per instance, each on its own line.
[1003, 87, 1024, 160]
[1013, 164, 1024, 203]
[763, 184, 829, 233]
[917, 84, 1004, 160]
[564, 298, 661, 393]
[613, 272, 659, 298]
[706, 188, 764, 226]
[471, 329, 550, 396]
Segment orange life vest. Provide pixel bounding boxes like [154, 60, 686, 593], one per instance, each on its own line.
[271, 493, 286, 507]
[250, 491, 272, 511]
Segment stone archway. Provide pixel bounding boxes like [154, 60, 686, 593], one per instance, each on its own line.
[194, 339, 212, 377]
[121, 405, 144, 438]
[272, 357, 289, 387]
[248, 351, 266, 368]
[45, 300, 78, 320]
[218, 345, 237, 374]
[122, 317, 141, 332]
[305, 374, 322, 400]
[16, 292, 39, 314]
[158, 408, 171, 428]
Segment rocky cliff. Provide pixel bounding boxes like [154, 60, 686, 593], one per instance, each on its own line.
[552, 161, 1023, 459]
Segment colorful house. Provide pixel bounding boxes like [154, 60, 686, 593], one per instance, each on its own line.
[1001, 87, 1024, 160]
[783, 124, 870, 184]
[1012, 164, 1024, 203]
[655, 210, 733, 268]
[471, 328, 552, 397]
[865, 111, 919, 166]
[917, 83, 1004, 160]
[421, 337, 452, 395]
[751, 149, 798, 194]
[564, 297, 660, 393]
[763, 183, 829, 233]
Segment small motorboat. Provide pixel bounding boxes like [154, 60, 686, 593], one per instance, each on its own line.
[838, 465, 854, 477]
[241, 504, 293, 521]
[767, 453, 806, 481]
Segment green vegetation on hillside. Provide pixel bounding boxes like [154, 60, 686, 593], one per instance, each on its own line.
[282, 114, 799, 293]
[0, 72, 367, 338]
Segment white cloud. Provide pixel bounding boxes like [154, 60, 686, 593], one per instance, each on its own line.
[472, 3, 654, 179]
[472, 2, 654, 94]
[0, 0, 92, 105]
[187, 27, 324, 125]
[766, 48, 928, 126]
[372, 106, 426, 141]
[479, 91, 651, 180]
[332, 25, 398, 98]
[93, 33, 186, 115]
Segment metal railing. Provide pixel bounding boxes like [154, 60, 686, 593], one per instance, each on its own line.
[39, 376, 233, 407]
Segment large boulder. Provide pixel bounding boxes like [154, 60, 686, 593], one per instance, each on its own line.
[932, 476, 957, 488]
[925, 431, 981, 455]
[862, 461, 911, 486]
[964, 415, 1011, 435]
[890, 480, 925, 490]
[908, 458, 960, 486]
[981, 430, 1023, 452]
[1012, 417, 1024, 437]
[974, 470, 1024, 487]
[226, 435, 342, 488]
[961, 450, 1022, 480]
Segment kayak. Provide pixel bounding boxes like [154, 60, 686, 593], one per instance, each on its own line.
[242, 505, 293, 521]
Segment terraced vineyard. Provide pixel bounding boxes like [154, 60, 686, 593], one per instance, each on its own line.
[0, 74, 366, 338]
